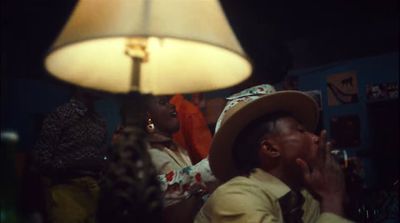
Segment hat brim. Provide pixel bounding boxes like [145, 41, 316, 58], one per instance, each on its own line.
[209, 91, 319, 181]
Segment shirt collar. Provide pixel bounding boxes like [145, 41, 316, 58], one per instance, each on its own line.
[249, 168, 291, 200]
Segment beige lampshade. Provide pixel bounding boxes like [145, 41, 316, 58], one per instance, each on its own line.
[44, 0, 252, 94]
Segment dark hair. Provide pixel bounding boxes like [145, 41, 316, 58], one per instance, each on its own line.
[97, 94, 163, 223]
[118, 93, 151, 127]
[232, 112, 291, 175]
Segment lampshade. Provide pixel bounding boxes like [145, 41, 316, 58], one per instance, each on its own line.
[44, 0, 252, 94]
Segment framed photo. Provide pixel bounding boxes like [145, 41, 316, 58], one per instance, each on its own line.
[366, 82, 398, 101]
[327, 71, 359, 106]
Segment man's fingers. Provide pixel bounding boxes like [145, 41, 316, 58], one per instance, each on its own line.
[326, 141, 333, 153]
[296, 158, 311, 178]
[318, 130, 328, 161]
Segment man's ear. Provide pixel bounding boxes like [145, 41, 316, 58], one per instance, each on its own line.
[259, 139, 280, 158]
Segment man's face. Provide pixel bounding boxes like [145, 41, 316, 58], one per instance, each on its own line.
[268, 116, 319, 170]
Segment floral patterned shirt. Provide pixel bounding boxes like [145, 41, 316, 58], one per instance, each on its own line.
[158, 158, 216, 207]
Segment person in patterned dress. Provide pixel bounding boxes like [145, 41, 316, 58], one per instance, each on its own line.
[34, 87, 108, 223]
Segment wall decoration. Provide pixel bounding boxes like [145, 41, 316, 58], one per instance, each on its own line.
[330, 114, 360, 148]
[327, 71, 359, 106]
[366, 82, 398, 101]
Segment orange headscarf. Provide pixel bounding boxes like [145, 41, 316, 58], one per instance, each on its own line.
[170, 94, 212, 164]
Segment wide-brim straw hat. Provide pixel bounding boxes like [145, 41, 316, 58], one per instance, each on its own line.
[209, 84, 319, 181]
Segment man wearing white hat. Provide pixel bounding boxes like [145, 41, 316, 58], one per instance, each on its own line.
[195, 84, 352, 222]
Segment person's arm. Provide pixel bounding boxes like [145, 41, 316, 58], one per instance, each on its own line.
[297, 130, 353, 222]
[163, 193, 205, 223]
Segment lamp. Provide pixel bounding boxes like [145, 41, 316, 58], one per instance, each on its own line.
[44, 0, 252, 94]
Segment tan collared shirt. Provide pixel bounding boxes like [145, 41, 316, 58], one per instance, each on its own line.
[195, 168, 353, 223]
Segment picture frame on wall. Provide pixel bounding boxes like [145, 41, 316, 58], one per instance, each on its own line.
[327, 71, 359, 106]
[366, 82, 398, 101]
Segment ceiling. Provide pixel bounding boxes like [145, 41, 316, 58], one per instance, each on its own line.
[1, 0, 398, 85]
[220, 0, 398, 83]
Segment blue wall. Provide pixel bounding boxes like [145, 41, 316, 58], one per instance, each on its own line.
[1, 79, 70, 150]
[284, 53, 399, 186]
[1, 79, 121, 150]
[288, 53, 398, 149]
